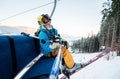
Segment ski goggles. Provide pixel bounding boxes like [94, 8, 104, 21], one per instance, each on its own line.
[42, 15, 51, 24]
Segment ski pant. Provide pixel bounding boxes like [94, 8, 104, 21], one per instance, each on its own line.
[47, 46, 75, 68]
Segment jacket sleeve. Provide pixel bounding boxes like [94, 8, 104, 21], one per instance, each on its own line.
[39, 31, 55, 55]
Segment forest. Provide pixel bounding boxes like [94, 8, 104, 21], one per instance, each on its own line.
[71, 0, 120, 55]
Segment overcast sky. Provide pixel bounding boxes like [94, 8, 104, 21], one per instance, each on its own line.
[0, 0, 106, 37]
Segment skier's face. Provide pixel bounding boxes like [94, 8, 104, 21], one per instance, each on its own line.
[42, 17, 48, 24]
[45, 21, 52, 30]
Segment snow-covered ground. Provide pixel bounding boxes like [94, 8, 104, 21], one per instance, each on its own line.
[69, 52, 120, 79]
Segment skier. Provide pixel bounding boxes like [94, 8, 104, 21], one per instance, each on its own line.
[36, 14, 83, 73]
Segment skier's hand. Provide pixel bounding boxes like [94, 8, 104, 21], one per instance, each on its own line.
[49, 42, 59, 49]
[62, 39, 69, 49]
[53, 35, 61, 43]
[50, 35, 61, 49]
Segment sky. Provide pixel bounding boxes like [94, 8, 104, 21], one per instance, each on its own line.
[0, 0, 106, 37]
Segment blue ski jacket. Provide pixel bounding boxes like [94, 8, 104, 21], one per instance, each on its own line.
[38, 26, 58, 55]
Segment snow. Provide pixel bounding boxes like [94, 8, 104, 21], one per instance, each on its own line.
[60, 52, 120, 79]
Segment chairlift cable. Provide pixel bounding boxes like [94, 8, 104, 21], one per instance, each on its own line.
[0, 0, 58, 22]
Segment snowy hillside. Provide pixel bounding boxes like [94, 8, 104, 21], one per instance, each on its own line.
[67, 52, 120, 79]
[0, 26, 79, 42]
[60, 33, 80, 42]
[0, 26, 36, 35]
[0, 26, 21, 34]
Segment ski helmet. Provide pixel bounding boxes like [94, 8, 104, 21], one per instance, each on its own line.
[37, 14, 51, 26]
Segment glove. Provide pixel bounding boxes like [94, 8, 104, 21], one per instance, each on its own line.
[62, 39, 69, 49]
[34, 28, 40, 36]
[34, 32, 39, 36]
[49, 35, 61, 49]
[48, 35, 60, 49]
[21, 32, 30, 36]
[49, 42, 59, 49]
[53, 35, 61, 43]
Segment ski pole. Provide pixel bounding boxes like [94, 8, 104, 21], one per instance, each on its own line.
[49, 44, 62, 79]
[14, 53, 44, 79]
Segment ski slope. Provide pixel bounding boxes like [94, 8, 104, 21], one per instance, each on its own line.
[68, 52, 120, 79]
